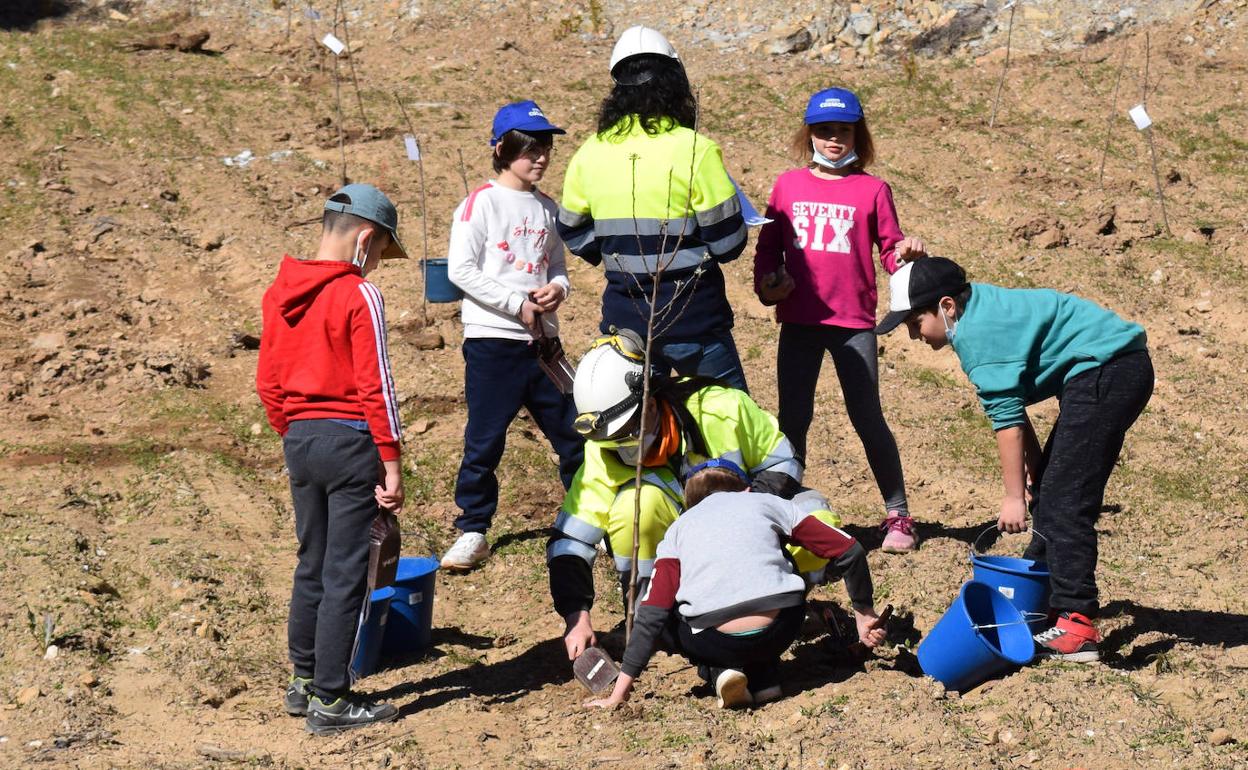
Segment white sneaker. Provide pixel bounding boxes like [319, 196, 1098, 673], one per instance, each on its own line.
[440, 532, 490, 571]
[714, 669, 752, 709]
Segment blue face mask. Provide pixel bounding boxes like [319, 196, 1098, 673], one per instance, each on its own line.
[941, 308, 958, 344]
[811, 139, 859, 170]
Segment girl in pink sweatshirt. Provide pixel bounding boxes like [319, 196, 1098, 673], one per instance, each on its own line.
[753, 87, 926, 554]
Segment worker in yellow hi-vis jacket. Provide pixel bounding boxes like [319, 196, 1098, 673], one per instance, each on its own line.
[556, 25, 749, 391]
[549, 329, 830, 661]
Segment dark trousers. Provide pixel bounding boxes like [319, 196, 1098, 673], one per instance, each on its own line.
[1023, 351, 1154, 618]
[776, 323, 907, 512]
[652, 328, 749, 392]
[676, 603, 805, 691]
[283, 420, 379, 698]
[454, 338, 585, 533]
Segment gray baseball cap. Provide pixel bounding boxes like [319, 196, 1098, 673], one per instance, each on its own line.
[323, 183, 409, 259]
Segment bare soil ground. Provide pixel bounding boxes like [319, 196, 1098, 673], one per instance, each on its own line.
[1, 2, 1246, 768]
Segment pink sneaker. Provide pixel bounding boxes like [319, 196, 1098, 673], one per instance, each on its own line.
[880, 512, 918, 554]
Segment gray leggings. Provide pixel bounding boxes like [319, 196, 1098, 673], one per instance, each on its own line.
[776, 323, 908, 514]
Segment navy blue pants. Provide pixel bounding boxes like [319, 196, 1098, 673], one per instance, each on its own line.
[283, 419, 378, 698]
[652, 328, 749, 393]
[1023, 350, 1154, 617]
[454, 338, 584, 534]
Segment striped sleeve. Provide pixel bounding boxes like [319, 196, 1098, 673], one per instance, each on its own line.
[690, 142, 746, 262]
[352, 281, 402, 460]
[556, 146, 603, 265]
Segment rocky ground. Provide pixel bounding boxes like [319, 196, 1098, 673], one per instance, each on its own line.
[0, 0, 1246, 768]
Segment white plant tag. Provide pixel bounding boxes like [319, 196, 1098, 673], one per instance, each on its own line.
[321, 33, 346, 56]
[404, 134, 421, 161]
[1129, 104, 1152, 131]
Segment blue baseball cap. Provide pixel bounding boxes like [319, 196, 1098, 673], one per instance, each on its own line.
[323, 183, 408, 259]
[490, 100, 566, 146]
[804, 87, 864, 124]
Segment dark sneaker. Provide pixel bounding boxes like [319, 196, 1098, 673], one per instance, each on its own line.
[284, 676, 313, 716]
[305, 694, 399, 735]
[1033, 611, 1101, 663]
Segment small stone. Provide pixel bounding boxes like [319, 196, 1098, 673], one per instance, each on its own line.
[766, 24, 814, 55]
[197, 232, 224, 251]
[1209, 728, 1234, 746]
[409, 418, 432, 435]
[1193, 299, 1213, 313]
[195, 622, 219, 641]
[1150, 269, 1165, 284]
[15, 687, 39, 706]
[850, 12, 878, 36]
[78, 672, 98, 688]
[43, 645, 58, 661]
[249, 422, 263, 436]
[412, 330, 445, 350]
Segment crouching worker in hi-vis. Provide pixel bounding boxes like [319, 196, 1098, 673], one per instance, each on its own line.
[586, 462, 887, 709]
[548, 329, 803, 661]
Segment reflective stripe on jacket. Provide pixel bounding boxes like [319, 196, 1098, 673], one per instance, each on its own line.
[556, 118, 746, 340]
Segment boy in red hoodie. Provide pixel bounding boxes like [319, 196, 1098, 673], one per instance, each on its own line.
[256, 184, 407, 734]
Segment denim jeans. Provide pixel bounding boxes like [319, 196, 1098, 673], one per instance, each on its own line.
[454, 338, 585, 534]
[652, 328, 749, 392]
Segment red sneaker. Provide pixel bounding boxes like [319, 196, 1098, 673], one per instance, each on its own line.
[880, 512, 918, 553]
[1033, 611, 1101, 663]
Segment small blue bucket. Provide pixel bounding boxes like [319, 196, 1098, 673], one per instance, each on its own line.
[917, 580, 1035, 692]
[382, 556, 438, 657]
[350, 586, 394, 680]
[422, 259, 463, 303]
[970, 526, 1051, 627]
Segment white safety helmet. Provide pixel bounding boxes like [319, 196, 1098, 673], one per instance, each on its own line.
[572, 329, 648, 441]
[609, 25, 680, 84]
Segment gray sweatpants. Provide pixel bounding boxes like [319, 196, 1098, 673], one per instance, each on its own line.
[283, 419, 378, 698]
[777, 323, 908, 515]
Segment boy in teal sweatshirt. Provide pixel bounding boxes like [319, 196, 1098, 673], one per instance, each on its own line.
[876, 257, 1153, 662]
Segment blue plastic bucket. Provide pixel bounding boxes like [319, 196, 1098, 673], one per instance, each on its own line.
[422, 259, 462, 303]
[917, 580, 1035, 691]
[382, 556, 438, 656]
[350, 586, 394, 680]
[970, 526, 1051, 627]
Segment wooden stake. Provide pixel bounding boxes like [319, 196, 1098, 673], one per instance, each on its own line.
[456, 148, 470, 197]
[988, 1, 1017, 128]
[337, 0, 371, 133]
[331, 5, 347, 185]
[395, 93, 431, 325]
[1097, 40, 1130, 188]
[1139, 33, 1170, 235]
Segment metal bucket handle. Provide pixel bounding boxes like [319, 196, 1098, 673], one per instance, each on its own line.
[970, 524, 1047, 560]
[972, 611, 1048, 631]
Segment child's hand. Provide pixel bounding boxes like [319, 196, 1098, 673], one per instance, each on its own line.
[375, 459, 404, 513]
[530, 283, 565, 312]
[853, 607, 888, 649]
[998, 496, 1027, 533]
[895, 237, 927, 264]
[519, 300, 544, 337]
[758, 267, 795, 305]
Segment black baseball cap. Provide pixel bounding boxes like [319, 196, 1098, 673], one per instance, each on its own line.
[875, 257, 970, 334]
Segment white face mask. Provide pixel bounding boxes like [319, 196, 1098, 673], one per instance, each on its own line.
[351, 231, 369, 273]
[811, 139, 859, 170]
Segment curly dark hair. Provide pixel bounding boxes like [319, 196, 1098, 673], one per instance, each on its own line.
[597, 55, 697, 138]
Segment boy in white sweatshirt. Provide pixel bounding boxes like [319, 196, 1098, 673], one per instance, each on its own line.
[442, 100, 585, 571]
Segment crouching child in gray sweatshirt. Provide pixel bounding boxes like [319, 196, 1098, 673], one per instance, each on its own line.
[586, 461, 887, 710]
